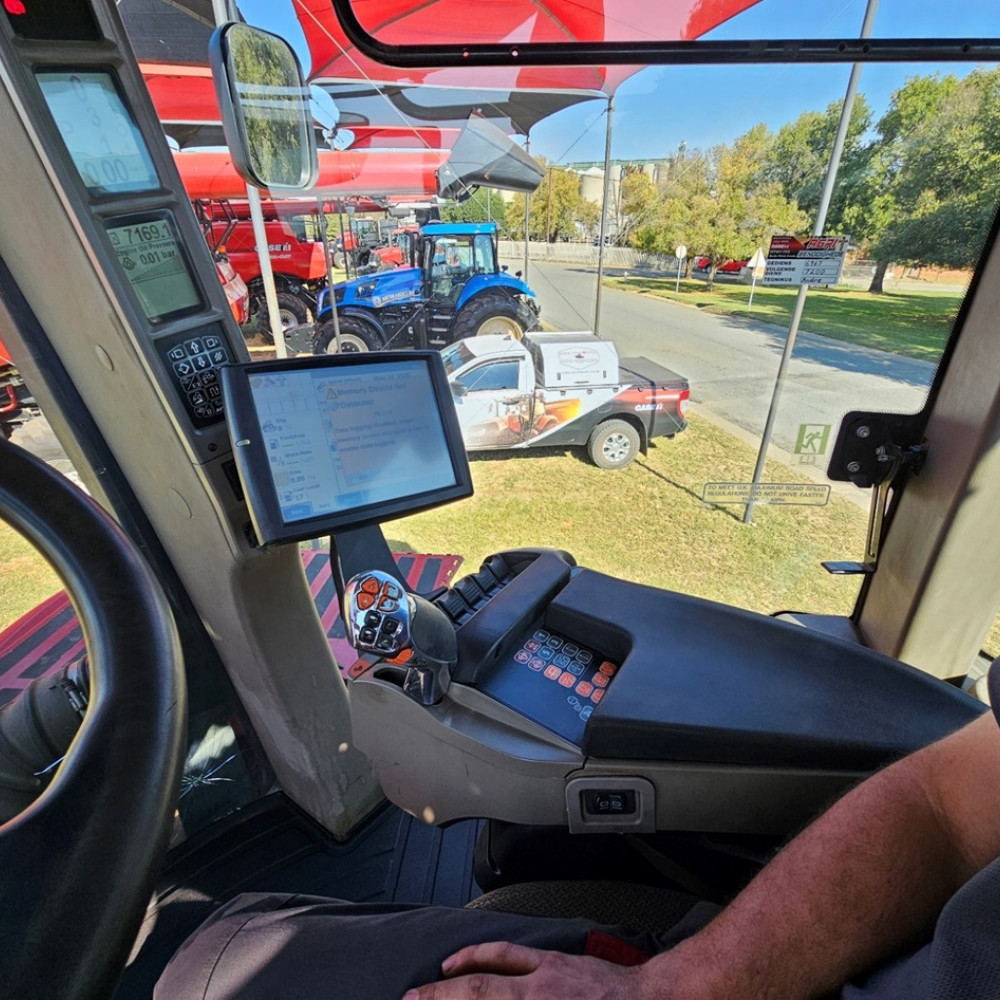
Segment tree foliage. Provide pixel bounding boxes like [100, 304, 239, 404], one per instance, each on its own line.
[626, 131, 805, 286]
[457, 71, 1000, 296]
[439, 188, 510, 228]
[505, 159, 598, 242]
[867, 69, 1000, 275]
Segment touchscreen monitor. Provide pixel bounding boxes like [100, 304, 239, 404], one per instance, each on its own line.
[221, 352, 473, 544]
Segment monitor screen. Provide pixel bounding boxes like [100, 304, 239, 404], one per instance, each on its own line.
[36, 69, 159, 196]
[221, 352, 473, 544]
[105, 212, 203, 323]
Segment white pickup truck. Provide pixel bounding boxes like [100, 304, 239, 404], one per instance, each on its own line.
[441, 332, 690, 469]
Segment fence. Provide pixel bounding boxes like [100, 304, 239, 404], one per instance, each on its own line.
[499, 240, 683, 273]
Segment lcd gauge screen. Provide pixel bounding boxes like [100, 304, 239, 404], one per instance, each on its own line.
[105, 213, 203, 322]
[36, 70, 158, 195]
[222, 352, 473, 544]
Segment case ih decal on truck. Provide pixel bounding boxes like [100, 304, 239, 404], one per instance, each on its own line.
[442, 332, 690, 469]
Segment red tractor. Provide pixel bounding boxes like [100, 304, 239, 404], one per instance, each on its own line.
[194, 201, 329, 336]
[0, 335, 39, 440]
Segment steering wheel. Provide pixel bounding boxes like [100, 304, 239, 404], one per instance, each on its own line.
[0, 439, 186, 998]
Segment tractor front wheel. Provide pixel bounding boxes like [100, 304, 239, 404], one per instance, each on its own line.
[453, 295, 527, 341]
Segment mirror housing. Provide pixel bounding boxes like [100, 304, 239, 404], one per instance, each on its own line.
[451, 382, 468, 398]
[209, 22, 318, 191]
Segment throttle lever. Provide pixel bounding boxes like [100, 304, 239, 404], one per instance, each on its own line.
[344, 570, 457, 704]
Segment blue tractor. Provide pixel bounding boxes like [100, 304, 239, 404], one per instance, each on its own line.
[312, 222, 540, 353]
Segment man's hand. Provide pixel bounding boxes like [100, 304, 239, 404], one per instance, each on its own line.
[402, 941, 647, 1000]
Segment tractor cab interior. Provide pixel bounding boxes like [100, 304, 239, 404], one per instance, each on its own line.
[2, 0, 1000, 997]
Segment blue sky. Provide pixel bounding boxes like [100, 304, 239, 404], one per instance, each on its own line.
[240, 0, 1000, 163]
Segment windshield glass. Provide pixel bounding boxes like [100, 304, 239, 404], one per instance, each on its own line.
[440, 341, 475, 376]
[124, 2, 1000, 627]
[7, 0, 1000, 677]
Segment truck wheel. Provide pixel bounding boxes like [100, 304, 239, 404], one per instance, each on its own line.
[453, 295, 526, 341]
[587, 420, 641, 470]
[313, 315, 380, 354]
[256, 292, 310, 340]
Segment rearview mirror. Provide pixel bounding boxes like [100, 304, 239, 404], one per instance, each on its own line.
[451, 382, 468, 398]
[209, 22, 318, 190]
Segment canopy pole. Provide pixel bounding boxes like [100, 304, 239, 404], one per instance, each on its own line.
[743, 0, 879, 524]
[337, 205, 351, 281]
[317, 200, 342, 353]
[594, 95, 614, 337]
[523, 137, 531, 280]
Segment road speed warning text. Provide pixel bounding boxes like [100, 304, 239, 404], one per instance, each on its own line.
[702, 482, 831, 506]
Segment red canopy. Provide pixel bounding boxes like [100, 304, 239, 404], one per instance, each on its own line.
[298, 0, 762, 133]
[174, 148, 445, 199]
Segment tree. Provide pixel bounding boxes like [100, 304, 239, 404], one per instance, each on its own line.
[440, 188, 510, 227]
[680, 127, 806, 288]
[865, 69, 1000, 291]
[762, 96, 872, 227]
[618, 169, 659, 246]
[507, 160, 594, 242]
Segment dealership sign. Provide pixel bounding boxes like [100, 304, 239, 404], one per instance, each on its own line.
[763, 235, 847, 286]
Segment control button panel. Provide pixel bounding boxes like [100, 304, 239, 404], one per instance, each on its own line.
[155, 323, 233, 428]
[479, 625, 619, 745]
[583, 789, 636, 817]
[346, 574, 408, 656]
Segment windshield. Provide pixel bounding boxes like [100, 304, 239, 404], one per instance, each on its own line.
[232, 0, 992, 637]
[440, 341, 476, 376]
[6, 0, 1000, 677]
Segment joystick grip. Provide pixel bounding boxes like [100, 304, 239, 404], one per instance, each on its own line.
[344, 571, 413, 657]
[344, 571, 458, 705]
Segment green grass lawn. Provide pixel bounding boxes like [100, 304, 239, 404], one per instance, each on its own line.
[0, 415, 869, 635]
[389, 413, 867, 619]
[0, 519, 61, 632]
[604, 277, 962, 363]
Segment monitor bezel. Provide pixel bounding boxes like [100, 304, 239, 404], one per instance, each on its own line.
[221, 350, 474, 546]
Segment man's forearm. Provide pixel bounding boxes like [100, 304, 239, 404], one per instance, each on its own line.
[638, 744, 976, 1000]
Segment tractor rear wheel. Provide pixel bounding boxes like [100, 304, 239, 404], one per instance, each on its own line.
[313, 314, 380, 354]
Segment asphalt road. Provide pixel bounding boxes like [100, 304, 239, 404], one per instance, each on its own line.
[524, 259, 937, 455]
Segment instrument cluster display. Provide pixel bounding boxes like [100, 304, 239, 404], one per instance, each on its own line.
[37, 69, 158, 195]
[105, 213, 202, 322]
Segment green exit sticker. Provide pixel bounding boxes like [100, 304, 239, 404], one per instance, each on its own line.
[795, 424, 831, 455]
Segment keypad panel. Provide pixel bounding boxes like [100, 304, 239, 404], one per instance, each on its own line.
[480, 625, 618, 745]
[155, 323, 233, 428]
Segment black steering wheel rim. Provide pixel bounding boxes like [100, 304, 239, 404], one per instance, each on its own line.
[0, 439, 186, 998]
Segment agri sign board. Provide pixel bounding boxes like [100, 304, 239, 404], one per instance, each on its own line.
[763, 235, 847, 287]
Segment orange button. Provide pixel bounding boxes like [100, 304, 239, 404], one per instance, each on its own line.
[544, 665, 561, 680]
[590, 689, 605, 703]
[599, 661, 617, 676]
[576, 681, 593, 697]
[378, 597, 398, 612]
[558, 672, 575, 688]
[592, 672, 608, 688]
[360, 577, 380, 595]
[348, 659, 368, 678]
[357, 593, 375, 610]
[382, 583, 401, 599]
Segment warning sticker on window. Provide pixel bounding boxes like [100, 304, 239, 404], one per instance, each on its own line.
[702, 482, 831, 506]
